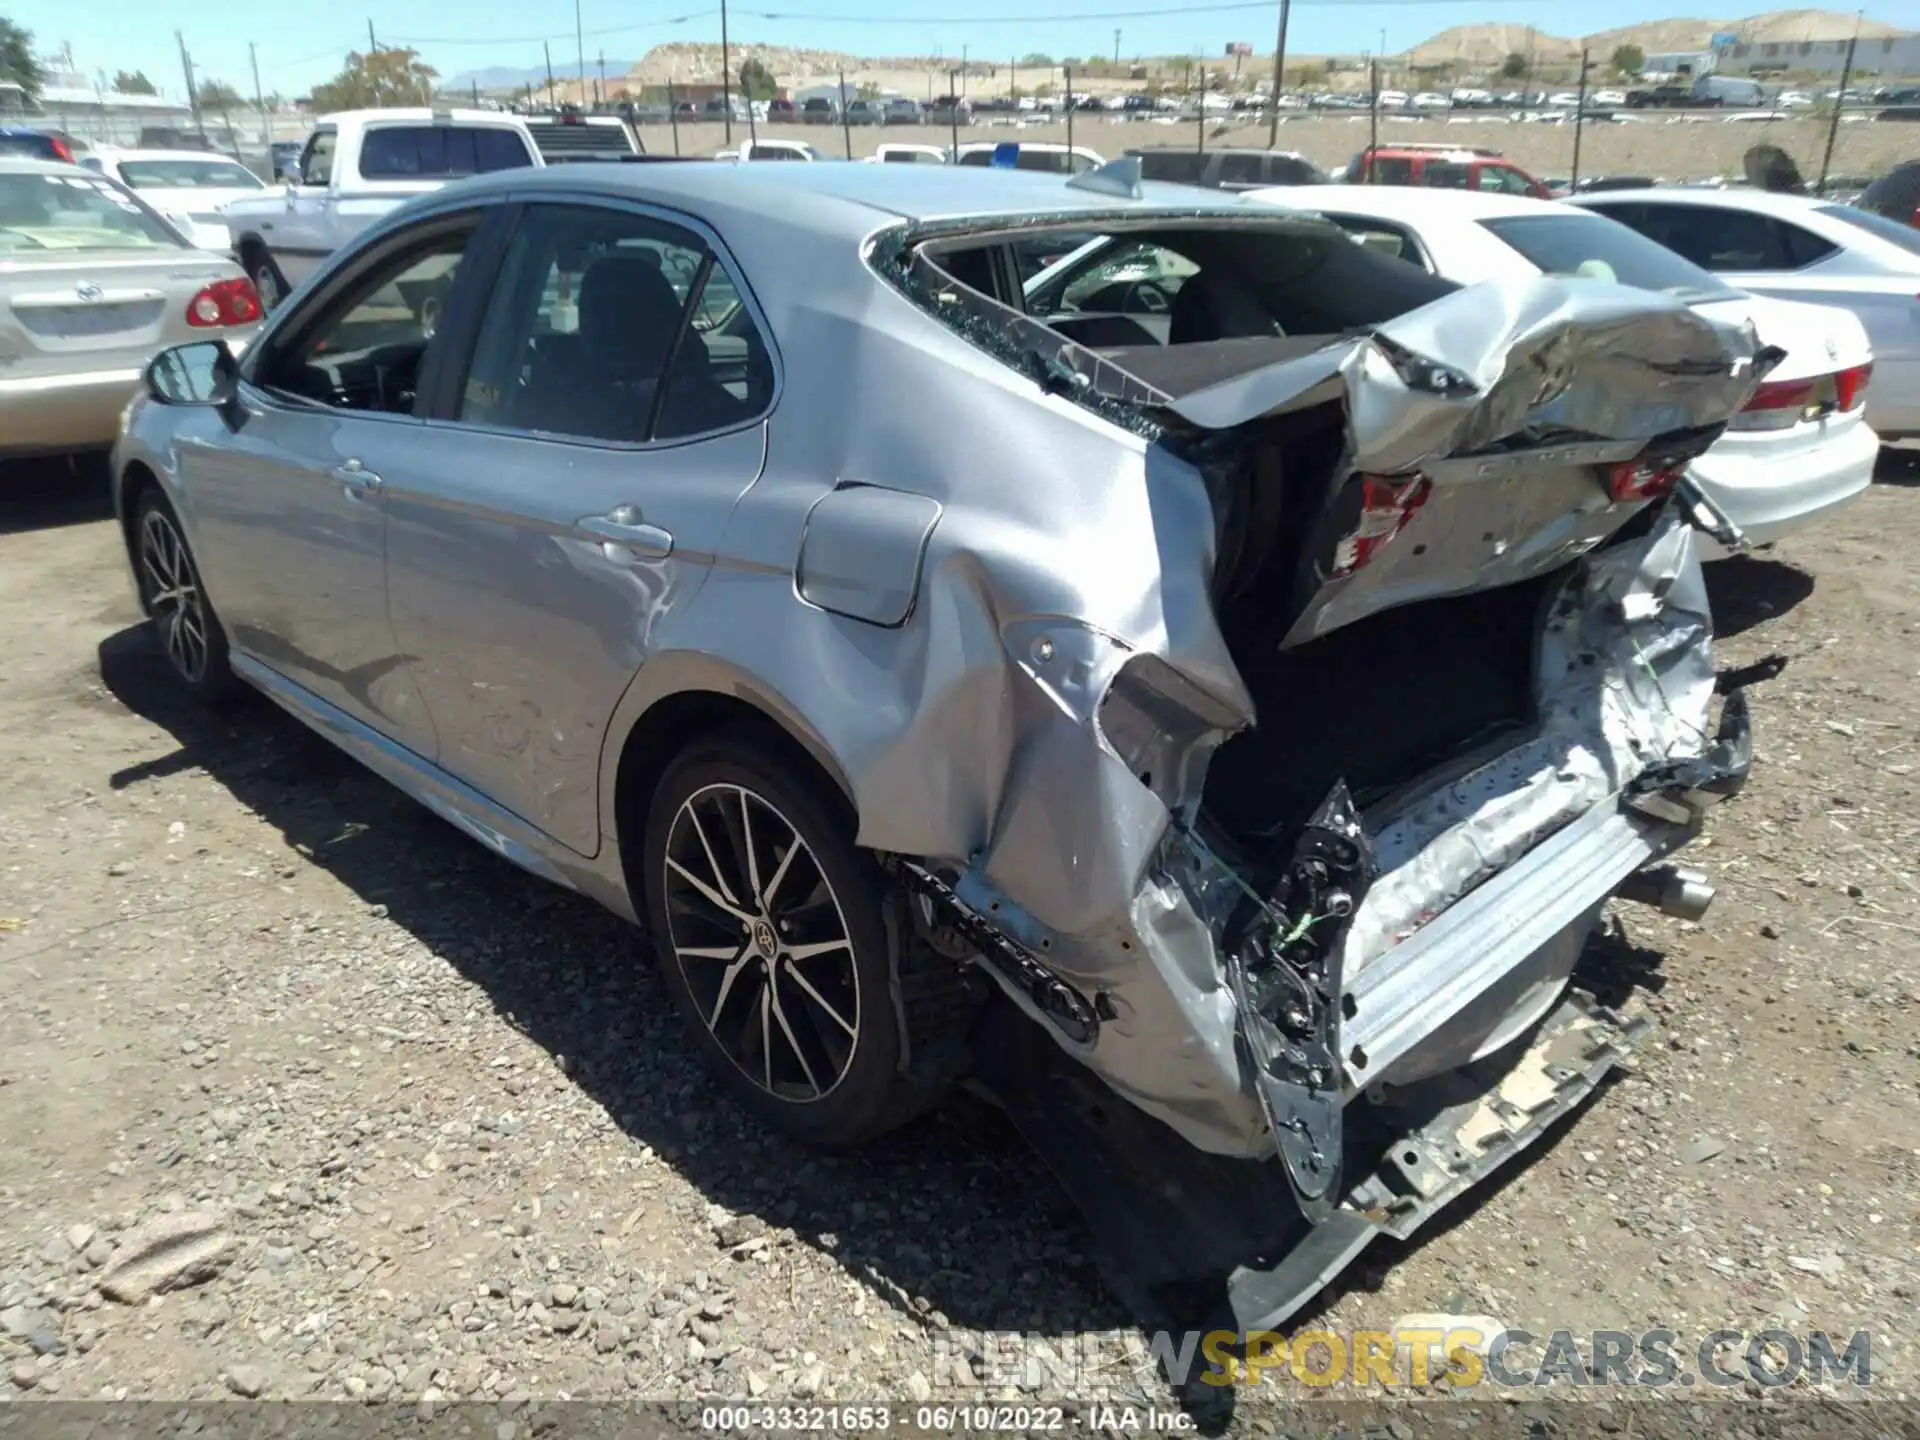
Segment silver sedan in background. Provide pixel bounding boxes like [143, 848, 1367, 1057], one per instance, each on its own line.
[1, 156, 261, 460]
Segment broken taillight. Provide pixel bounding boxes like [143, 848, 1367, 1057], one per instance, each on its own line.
[1605, 459, 1683, 503]
[1331, 473, 1432, 578]
[1729, 363, 1872, 432]
[1834, 361, 1873, 413]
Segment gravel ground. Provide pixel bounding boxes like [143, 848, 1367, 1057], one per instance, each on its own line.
[2, 453, 1919, 1429]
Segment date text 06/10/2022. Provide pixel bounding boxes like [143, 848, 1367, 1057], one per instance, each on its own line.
[699, 1406, 1194, 1432]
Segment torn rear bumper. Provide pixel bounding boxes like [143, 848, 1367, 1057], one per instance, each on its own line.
[1343, 684, 1749, 1097]
[1231, 988, 1654, 1334]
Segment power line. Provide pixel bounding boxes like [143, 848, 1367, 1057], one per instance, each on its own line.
[385, 9, 717, 47]
[744, 0, 1538, 22]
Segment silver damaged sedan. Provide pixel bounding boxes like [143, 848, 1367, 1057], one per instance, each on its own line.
[112, 161, 1768, 1335]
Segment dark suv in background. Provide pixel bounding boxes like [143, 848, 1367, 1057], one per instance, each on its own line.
[1128, 146, 1327, 191]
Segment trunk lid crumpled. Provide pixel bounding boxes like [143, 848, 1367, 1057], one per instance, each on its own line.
[1164, 275, 1776, 646]
[963, 273, 1770, 1158]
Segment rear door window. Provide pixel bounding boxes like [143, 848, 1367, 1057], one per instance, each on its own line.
[1369, 156, 1414, 184]
[1133, 150, 1207, 184]
[359, 126, 534, 179]
[1215, 153, 1266, 187]
[1474, 164, 1536, 195]
[456, 203, 773, 445]
[1262, 154, 1323, 185]
[1323, 215, 1428, 269]
[1629, 203, 1789, 270]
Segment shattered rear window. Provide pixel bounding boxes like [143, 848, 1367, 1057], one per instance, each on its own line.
[872, 212, 1458, 426]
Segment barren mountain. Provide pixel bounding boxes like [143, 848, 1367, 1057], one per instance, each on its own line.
[1588, 10, 1906, 53]
[1406, 25, 1580, 70]
[1406, 8, 1902, 70]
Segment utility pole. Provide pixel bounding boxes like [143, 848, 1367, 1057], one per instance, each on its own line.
[1065, 63, 1073, 155]
[1114, 28, 1121, 65]
[720, 0, 733, 144]
[367, 18, 377, 52]
[598, 51, 606, 107]
[1571, 47, 1590, 190]
[1267, 0, 1290, 147]
[961, 44, 968, 96]
[950, 68, 959, 153]
[175, 31, 203, 139]
[574, 0, 585, 106]
[1196, 65, 1205, 153]
[838, 67, 851, 158]
[668, 79, 681, 153]
[249, 41, 269, 148]
[543, 41, 555, 109]
[1817, 16, 1860, 195]
[1368, 57, 1379, 169]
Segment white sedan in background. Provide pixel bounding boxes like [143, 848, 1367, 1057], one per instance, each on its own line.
[1567, 186, 1920, 441]
[1248, 186, 1878, 551]
[83, 147, 264, 252]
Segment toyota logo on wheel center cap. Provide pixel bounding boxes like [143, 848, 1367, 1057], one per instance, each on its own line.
[754, 920, 778, 954]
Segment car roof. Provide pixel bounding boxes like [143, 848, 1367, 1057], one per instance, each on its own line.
[99, 148, 254, 164]
[1570, 186, 1832, 217]
[0, 155, 91, 177]
[433, 160, 1264, 239]
[314, 107, 524, 126]
[1255, 185, 1558, 222]
[1366, 144, 1503, 159]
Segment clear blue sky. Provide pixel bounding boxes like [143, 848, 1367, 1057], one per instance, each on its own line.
[11, 0, 1912, 99]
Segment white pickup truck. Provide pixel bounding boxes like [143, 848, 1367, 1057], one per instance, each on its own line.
[226, 107, 542, 309]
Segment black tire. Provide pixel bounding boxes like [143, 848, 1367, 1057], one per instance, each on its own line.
[643, 730, 923, 1149]
[131, 487, 236, 703]
[244, 246, 289, 312]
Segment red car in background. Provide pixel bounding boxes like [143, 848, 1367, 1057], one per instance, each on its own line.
[1345, 143, 1550, 198]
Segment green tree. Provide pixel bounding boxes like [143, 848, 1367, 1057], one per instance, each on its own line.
[1018, 52, 1053, 67]
[738, 56, 777, 101]
[1499, 51, 1528, 80]
[112, 68, 156, 94]
[195, 77, 243, 114]
[308, 47, 438, 111]
[1610, 43, 1644, 77]
[0, 16, 44, 106]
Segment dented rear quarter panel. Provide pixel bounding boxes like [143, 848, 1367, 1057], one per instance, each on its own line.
[596, 193, 1767, 1157]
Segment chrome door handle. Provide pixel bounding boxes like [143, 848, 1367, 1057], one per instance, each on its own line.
[331, 458, 383, 497]
[578, 506, 674, 559]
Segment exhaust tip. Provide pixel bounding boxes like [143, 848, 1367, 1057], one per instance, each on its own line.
[1619, 864, 1716, 922]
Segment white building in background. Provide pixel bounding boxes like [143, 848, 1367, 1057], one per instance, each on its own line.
[1718, 34, 1920, 78]
[25, 62, 197, 146]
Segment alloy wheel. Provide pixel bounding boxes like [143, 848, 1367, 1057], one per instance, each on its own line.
[138, 508, 210, 683]
[661, 782, 860, 1102]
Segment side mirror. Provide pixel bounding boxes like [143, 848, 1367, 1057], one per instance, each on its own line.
[145, 340, 239, 408]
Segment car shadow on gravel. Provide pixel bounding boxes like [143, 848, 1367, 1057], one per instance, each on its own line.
[97, 625, 1134, 1360]
[1874, 444, 1920, 488]
[1704, 555, 1815, 639]
[0, 455, 113, 535]
[1270, 916, 1674, 1331]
